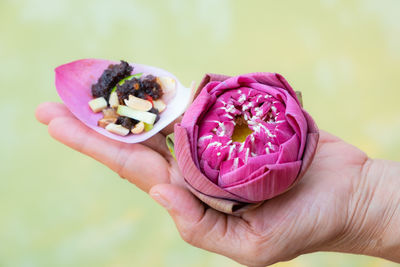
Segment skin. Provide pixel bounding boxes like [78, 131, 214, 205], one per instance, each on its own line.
[36, 102, 400, 266]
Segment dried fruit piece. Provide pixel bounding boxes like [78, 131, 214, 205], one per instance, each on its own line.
[117, 105, 157, 125]
[98, 118, 117, 128]
[109, 91, 119, 108]
[88, 97, 107, 113]
[124, 95, 153, 111]
[105, 123, 130, 136]
[102, 108, 118, 119]
[131, 121, 145, 134]
[115, 116, 137, 130]
[153, 99, 166, 113]
[157, 76, 176, 103]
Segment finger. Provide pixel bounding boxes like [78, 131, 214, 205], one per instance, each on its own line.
[37, 102, 172, 158]
[319, 130, 341, 143]
[35, 102, 73, 125]
[149, 184, 245, 257]
[48, 116, 170, 192]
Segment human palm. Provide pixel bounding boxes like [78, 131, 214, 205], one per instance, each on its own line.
[36, 102, 369, 266]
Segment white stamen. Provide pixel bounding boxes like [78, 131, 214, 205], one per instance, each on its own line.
[248, 120, 257, 126]
[238, 94, 246, 104]
[233, 157, 239, 169]
[224, 113, 233, 119]
[256, 108, 263, 117]
[198, 135, 213, 143]
[267, 142, 274, 149]
[208, 120, 228, 137]
[238, 142, 245, 152]
[207, 141, 222, 148]
[220, 104, 235, 113]
[259, 124, 277, 138]
[252, 125, 260, 133]
[227, 144, 236, 160]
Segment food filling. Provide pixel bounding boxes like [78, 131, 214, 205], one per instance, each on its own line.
[197, 88, 296, 184]
[88, 60, 175, 136]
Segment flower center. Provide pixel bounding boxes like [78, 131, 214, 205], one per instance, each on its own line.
[231, 116, 252, 143]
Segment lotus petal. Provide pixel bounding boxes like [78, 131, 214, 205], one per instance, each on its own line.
[185, 184, 262, 215]
[175, 125, 253, 203]
[55, 59, 191, 143]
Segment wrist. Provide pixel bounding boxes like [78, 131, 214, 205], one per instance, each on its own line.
[340, 159, 400, 261]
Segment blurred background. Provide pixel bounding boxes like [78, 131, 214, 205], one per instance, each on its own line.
[1, 0, 399, 266]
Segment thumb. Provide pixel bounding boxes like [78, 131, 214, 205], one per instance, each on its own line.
[149, 184, 248, 264]
[149, 184, 205, 227]
[149, 184, 225, 250]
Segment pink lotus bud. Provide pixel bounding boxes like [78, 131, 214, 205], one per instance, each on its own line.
[174, 73, 319, 214]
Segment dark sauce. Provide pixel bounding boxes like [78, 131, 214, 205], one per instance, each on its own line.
[91, 60, 133, 99]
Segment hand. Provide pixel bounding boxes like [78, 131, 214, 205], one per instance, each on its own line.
[35, 102, 183, 192]
[36, 102, 400, 266]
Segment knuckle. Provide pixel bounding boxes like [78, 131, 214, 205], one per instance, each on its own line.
[115, 149, 132, 179]
[243, 236, 275, 266]
[117, 172, 127, 180]
[247, 243, 263, 260]
[178, 226, 198, 246]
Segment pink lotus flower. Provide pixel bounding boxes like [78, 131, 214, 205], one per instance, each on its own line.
[174, 73, 319, 214]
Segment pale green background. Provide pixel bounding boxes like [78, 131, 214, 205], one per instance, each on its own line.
[1, 0, 399, 266]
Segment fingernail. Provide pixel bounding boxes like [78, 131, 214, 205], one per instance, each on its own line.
[150, 191, 171, 210]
